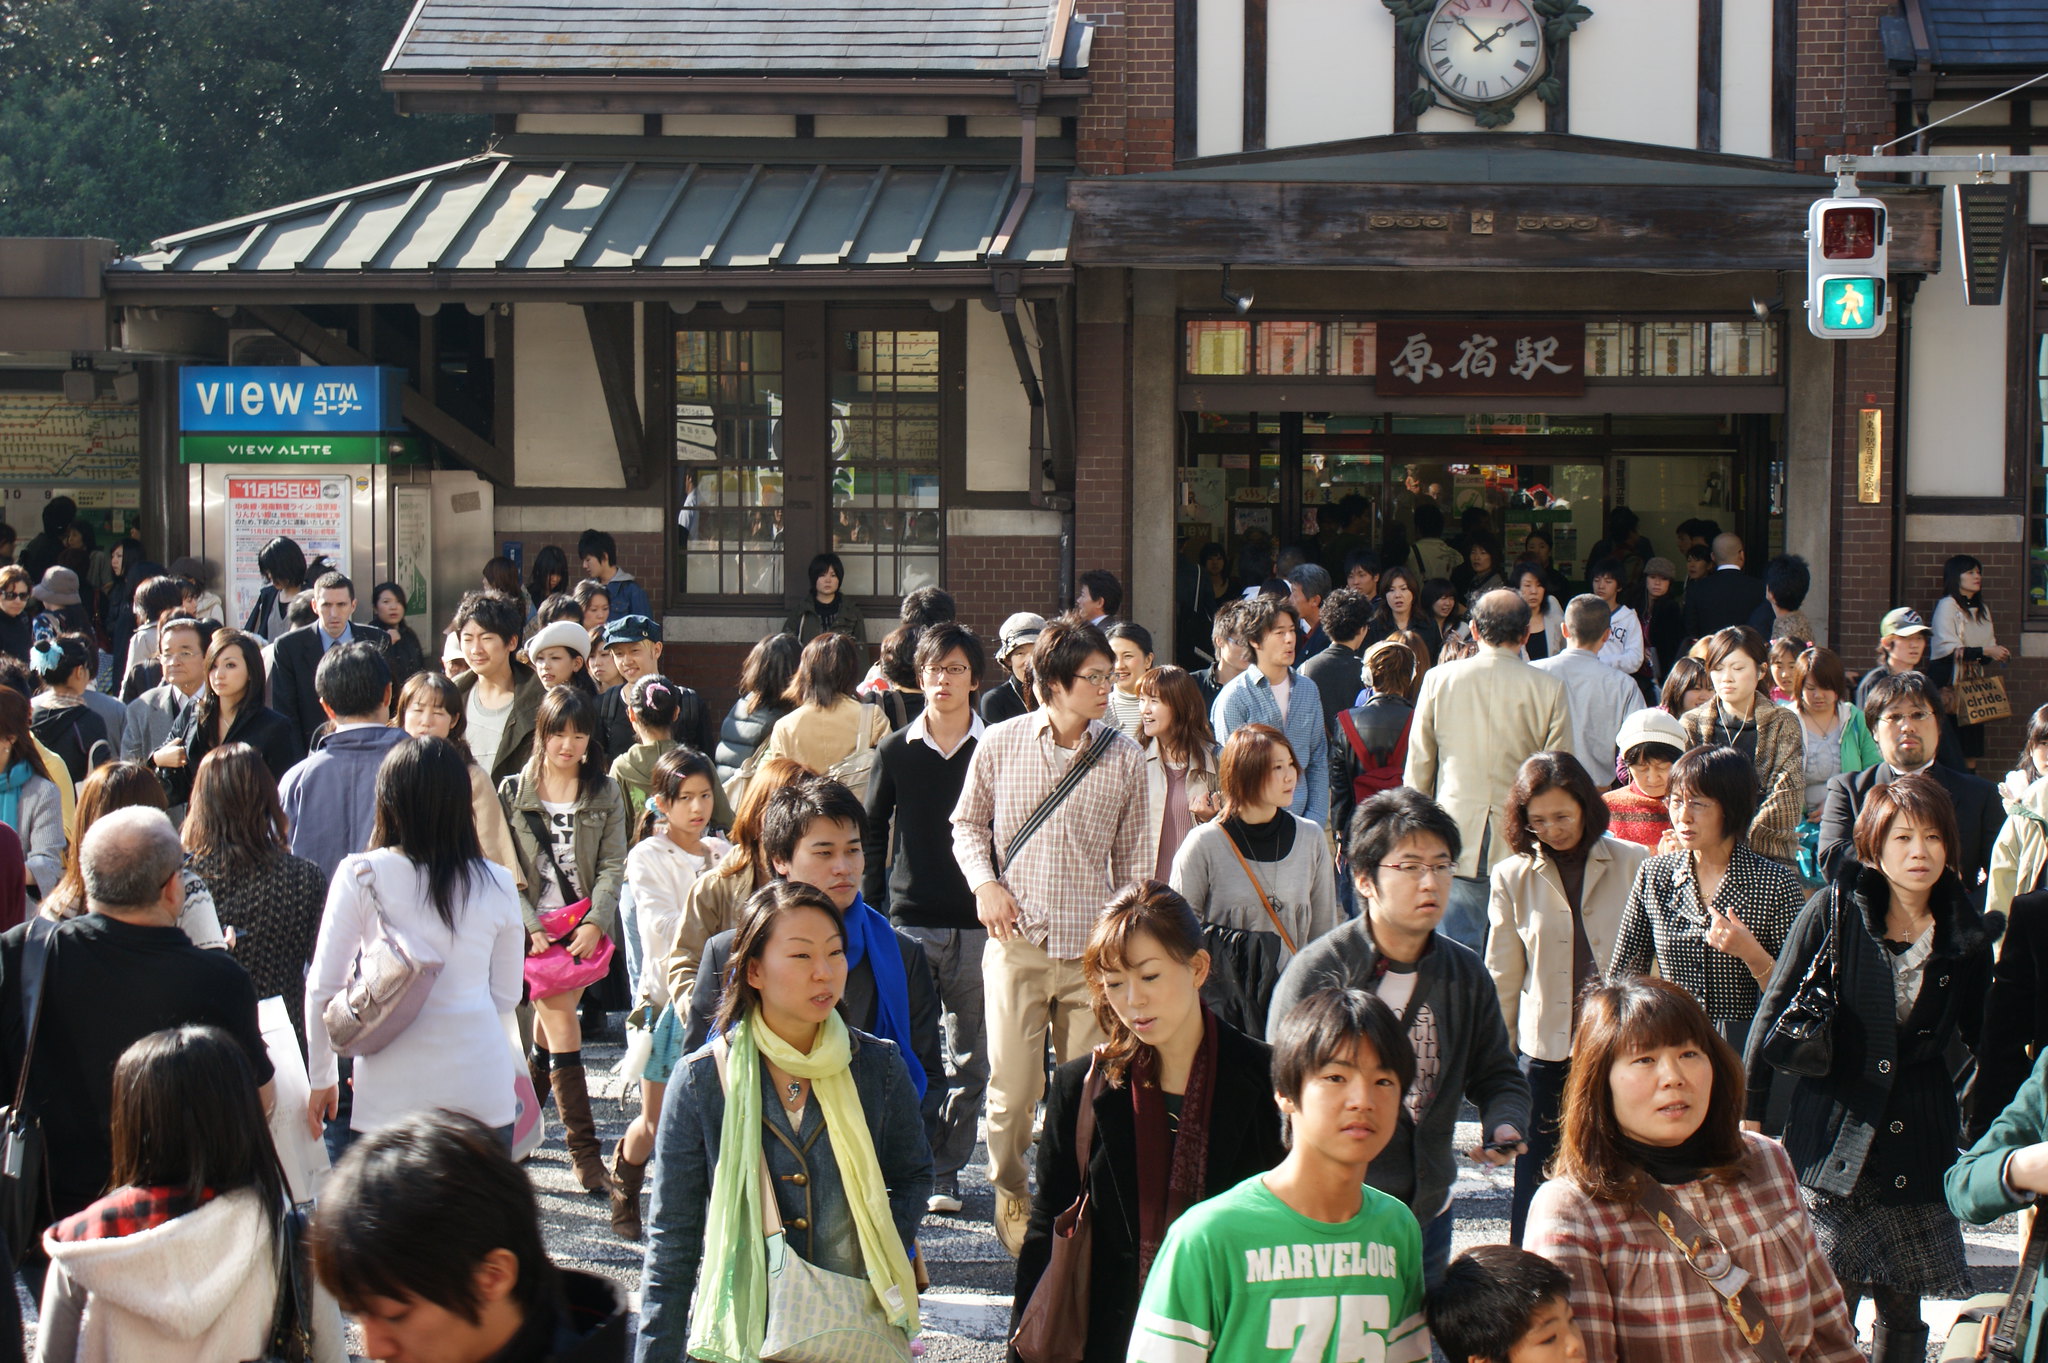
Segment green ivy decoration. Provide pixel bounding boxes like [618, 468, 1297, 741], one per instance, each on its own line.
[1383, 0, 1592, 126]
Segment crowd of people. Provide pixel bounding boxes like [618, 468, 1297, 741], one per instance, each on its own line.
[0, 486, 2044, 1362]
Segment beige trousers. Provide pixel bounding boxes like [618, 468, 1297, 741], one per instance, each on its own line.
[981, 933, 1105, 1198]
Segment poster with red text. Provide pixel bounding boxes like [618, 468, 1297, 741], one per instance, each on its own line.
[225, 476, 352, 628]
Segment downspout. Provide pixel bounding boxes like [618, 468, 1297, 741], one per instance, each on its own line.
[1891, 276, 1917, 608]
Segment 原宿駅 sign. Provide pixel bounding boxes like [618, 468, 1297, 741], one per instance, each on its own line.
[179, 366, 403, 433]
[1376, 322, 1586, 397]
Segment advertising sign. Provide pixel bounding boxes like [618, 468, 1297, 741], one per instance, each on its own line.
[225, 476, 352, 626]
[179, 435, 419, 464]
[180, 367, 402, 433]
[391, 485, 433, 631]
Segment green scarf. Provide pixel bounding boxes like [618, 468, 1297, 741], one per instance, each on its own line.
[687, 1010, 919, 1363]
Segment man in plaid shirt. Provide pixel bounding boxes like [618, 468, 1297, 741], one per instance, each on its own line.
[950, 617, 1149, 1255]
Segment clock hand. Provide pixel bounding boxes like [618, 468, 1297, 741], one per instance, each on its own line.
[1456, 17, 1489, 44]
[1473, 22, 1513, 51]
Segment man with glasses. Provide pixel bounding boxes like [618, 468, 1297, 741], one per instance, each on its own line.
[864, 622, 988, 1216]
[951, 617, 1149, 1255]
[1268, 786, 1529, 1290]
[121, 617, 213, 808]
[1817, 669, 2000, 896]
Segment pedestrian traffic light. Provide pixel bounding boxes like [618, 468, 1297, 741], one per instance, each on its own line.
[1806, 197, 1889, 339]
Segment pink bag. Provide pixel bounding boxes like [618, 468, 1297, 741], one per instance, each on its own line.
[523, 899, 614, 1001]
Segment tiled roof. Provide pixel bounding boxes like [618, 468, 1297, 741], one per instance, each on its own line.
[1884, 1, 2048, 67]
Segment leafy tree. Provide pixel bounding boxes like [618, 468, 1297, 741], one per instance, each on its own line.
[0, 0, 485, 250]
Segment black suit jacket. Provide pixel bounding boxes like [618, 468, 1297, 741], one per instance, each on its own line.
[269, 621, 384, 745]
[1682, 567, 1767, 639]
[1012, 1020, 1287, 1363]
[1817, 761, 2001, 897]
[1971, 883, 2048, 1140]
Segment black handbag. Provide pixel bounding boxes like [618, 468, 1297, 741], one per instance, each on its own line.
[253, 1194, 314, 1363]
[1758, 888, 1838, 1079]
[0, 916, 55, 1266]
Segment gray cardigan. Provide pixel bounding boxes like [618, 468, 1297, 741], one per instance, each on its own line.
[1168, 816, 1341, 954]
[13, 774, 64, 897]
[1268, 917, 1530, 1222]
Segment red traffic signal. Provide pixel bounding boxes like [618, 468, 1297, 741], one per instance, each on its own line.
[1807, 196, 1890, 339]
[1818, 205, 1881, 260]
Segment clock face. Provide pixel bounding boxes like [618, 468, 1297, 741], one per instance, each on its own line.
[1424, 0, 1546, 107]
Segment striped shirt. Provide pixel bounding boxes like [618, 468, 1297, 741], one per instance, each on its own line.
[950, 709, 1150, 960]
[1211, 666, 1331, 828]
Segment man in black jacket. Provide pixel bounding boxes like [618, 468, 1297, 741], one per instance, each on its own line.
[268, 570, 383, 746]
[593, 615, 712, 761]
[1680, 532, 1767, 639]
[1298, 587, 1373, 746]
[1818, 670, 2000, 897]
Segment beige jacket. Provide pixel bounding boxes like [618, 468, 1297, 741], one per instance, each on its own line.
[469, 760, 521, 885]
[1486, 834, 1651, 1061]
[1987, 772, 2048, 924]
[662, 849, 757, 1006]
[1403, 645, 1573, 879]
[761, 696, 889, 777]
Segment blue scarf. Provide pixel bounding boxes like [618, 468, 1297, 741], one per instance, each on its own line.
[840, 893, 926, 1099]
[0, 761, 29, 835]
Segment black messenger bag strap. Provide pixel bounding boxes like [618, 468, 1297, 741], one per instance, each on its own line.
[999, 725, 1118, 873]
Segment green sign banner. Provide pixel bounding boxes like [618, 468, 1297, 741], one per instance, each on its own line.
[179, 435, 420, 465]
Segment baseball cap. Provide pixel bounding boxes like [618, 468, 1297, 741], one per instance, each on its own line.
[996, 612, 1046, 662]
[598, 615, 662, 649]
[527, 620, 591, 658]
[1880, 607, 1931, 638]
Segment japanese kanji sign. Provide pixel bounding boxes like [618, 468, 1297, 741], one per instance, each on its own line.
[1376, 323, 1586, 397]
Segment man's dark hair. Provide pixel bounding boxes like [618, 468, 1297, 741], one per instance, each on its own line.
[1427, 1245, 1574, 1363]
[1586, 556, 1625, 586]
[1562, 593, 1611, 646]
[1686, 544, 1713, 566]
[1286, 562, 1333, 605]
[1318, 588, 1374, 644]
[309, 1110, 553, 1325]
[312, 570, 354, 599]
[40, 497, 77, 534]
[1862, 668, 1941, 736]
[576, 528, 617, 567]
[1348, 787, 1462, 886]
[255, 536, 307, 588]
[760, 776, 868, 869]
[1342, 547, 1382, 578]
[1270, 988, 1414, 1144]
[1413, 503, 1445, 538]
[1668, 745, 1759, 843]
[135, 575, 187, 625]
[0, 658, 30, 701]
[286, 591, 317, 629]
[1470, 590, 1533, 647]
[1031, 618, 1112, 700]
[315, 641, 392, 719]
[877, 625, 922, 690]
[1078, 568, 1123, 618]
[914, 622, 986, 690]
[1233, 594, 1299, 651]
[898, 586, 956, 630]
[1763, 554, 1810, 611]
[451, 589, 525, 645]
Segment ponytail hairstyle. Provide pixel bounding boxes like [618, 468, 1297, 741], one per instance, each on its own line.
[30, 631, 91, 689]
[1081, 881, 1210, 1087]
[637, 745, 719, 843]
[625, 674, 682, 738]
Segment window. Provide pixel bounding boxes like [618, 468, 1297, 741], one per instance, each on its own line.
[832, 327, 942, 597]
[675, 322, 785, 598]
[1181, 317, 1780, 381]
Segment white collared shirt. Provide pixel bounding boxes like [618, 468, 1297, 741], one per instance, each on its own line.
[908, 708, 985, 760]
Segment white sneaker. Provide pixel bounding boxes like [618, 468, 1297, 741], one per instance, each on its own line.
[926, 1177, 962, 1215]
[995, 1189, 1031, 1257]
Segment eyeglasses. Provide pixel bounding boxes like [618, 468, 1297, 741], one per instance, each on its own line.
[1666, 796, 1714, 815]
[0, 591, 27, 602]
[1076, 671, 1115, 689]
[921, 663, 972, 680]
[1374, 860, 1456, 882]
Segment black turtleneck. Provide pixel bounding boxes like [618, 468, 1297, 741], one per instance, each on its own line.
[1224, 810, 1297, 863]
[1619, 1127, 1723, 1186]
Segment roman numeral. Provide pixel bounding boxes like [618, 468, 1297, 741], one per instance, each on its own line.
[1434, 57, 1453, 74]
[1520, 39, 1537, 47]
[1430, 38, 1448, 50]
[1476, 79, 1490, 97]
[1514, 59, 1531, 71]
[1451, 73, 1468, 92]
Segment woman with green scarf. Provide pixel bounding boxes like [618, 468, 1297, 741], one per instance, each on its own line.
[637, 879, 930, 1362]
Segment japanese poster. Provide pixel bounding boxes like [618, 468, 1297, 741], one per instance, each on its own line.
[225, 476, 352, 626]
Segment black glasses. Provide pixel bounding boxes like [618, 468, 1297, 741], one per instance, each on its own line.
[0, 591, 27, 602]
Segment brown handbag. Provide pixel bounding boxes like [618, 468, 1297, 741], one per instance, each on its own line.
[1222, 834, 1298, 954]
[1010, 1054, 1107, 1363]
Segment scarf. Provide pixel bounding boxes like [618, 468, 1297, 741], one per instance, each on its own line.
[0, 761, 30, 833]
[687, 1011, 918, 1363]
[1620, 1127, 1720, 1186]
[1131, 1003, 1221, 1285]
[840, 894, 926, 1099]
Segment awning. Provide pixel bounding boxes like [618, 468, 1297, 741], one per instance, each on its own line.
[1067, 132, 1942, 273]
[107, 145, 1072, 302]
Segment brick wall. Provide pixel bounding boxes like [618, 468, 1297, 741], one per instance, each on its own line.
[1073, 318, 1133, 596]
[946, 534, 1063, 645]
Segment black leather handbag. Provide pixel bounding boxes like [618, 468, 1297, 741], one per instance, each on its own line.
[1758, 888, 1838, 1079]
[0, 916, 55, 1265]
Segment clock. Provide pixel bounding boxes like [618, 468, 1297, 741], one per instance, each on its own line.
[1383, 0, 1592, 129]
[1423, 0, 1545, 108]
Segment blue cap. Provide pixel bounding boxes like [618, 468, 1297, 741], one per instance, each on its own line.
[598, 615, 662, 649]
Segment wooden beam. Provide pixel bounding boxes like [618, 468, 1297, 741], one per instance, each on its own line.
[1772, 0, 1796, 160]
[1175, 0, 1199, 160]
[240, 302, 515, 486]
[582, 302, 647, 489]
[1243, 0, 1268, 153]
[1697, 0, 1723, 153]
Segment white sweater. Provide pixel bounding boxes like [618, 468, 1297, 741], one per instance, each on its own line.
[627, 833, 729, 1010]
[304, 849, 526, 1130]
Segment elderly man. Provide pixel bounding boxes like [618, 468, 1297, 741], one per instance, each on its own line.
[0, 807, 272, 1244]
[1404, 589, 1571, 951]
[1533, 595, 1645, 791]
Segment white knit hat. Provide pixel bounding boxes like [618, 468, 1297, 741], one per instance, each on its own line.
[527, 620, 591, 658]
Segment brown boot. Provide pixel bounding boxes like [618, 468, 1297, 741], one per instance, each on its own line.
[609, 1146, 647, 1240]
[549, 1062, 611, 1194]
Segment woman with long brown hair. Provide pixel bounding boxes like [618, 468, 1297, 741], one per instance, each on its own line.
[660, 754, 809, 1005]
[1525, 977, 1860, 1363]
[760, 630, 890, 796]
[1013, 881, 1284, 1362]
[151, 627, 301, 801]
[1135, 664, 1219, 879]
[0, 685, 67, 905]
[40, 759, 222, 946]
[184, 742, 328, 1048]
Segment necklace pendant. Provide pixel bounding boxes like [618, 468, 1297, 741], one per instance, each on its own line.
[786, 1080, 803, 1105]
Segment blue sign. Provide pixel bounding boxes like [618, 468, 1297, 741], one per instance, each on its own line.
[179, 366, 403, 433]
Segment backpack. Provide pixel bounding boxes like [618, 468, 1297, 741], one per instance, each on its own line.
[1337, 707, 1408, 805]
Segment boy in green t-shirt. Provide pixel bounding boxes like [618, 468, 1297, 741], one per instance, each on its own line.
[1127, 988, 1430, 1363]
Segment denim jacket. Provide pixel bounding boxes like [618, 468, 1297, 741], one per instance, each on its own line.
[635, 1026, 933, 1361]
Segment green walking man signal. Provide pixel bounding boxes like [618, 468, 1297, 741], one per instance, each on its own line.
[1806, 196, 1889, 339]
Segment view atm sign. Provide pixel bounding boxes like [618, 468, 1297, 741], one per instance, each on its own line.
[179, 366, 402, 433]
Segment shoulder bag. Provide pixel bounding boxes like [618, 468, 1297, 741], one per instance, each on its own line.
[0, 916, 53, 1265]
[1942, 1208, 2048, 1361]
[519, 810, 615, 1001]
[1631, 1174, 1794, 1363]
[322, 860, 445, 1058]
[708, 1036, 913, 1363]
[1011, 1053, 1107, 1363]
[823, 704, 882, 803]
[1757, 886, 1838, 1078]
[254, 1190, 314, 1362]
[999, 726, 1119, 873]
[1221, 831, 1298, 955]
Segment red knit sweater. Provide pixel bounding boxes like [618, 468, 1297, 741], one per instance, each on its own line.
[1603, 783, 1671, 851]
